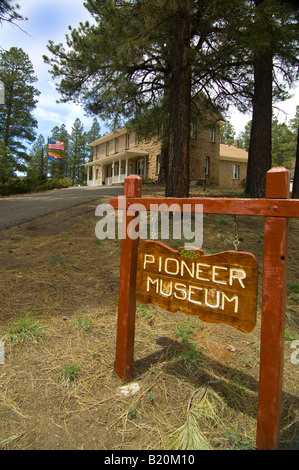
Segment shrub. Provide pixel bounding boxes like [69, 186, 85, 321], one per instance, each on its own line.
[0, 176, 72, 196]
[8, 313, 45, 344]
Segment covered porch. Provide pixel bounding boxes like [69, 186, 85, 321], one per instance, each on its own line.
[85, 148, 149, 186]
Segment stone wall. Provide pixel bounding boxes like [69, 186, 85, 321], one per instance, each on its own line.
[89, 124, 247, 188]
[219, 159, 247, 188]
[189, 124, 220, 186]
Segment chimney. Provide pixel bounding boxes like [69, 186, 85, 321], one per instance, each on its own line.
[233, 140, 240, 148]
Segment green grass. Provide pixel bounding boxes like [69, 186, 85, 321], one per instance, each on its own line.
[127, 405, 137, 419]
[174, 319, 205, 365]
[288, 282, 299, 294]
[61, 361, 81, 386]
[75, 314, 93, 332]
[60, 231, 69, 241]
[174, 319, 203, 344]
[50, 253, 67, 266]
[136, 302, 153, 319]
[285, 328, 299, 342]
[8, 313, 45, 344]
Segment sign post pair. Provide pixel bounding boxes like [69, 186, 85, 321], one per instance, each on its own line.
[111, 168, 298, 450]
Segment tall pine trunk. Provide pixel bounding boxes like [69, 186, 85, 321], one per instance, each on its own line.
[246, 51, 273, 197]
[165, 14, 191, 198]
[246, 0, 273, 198]
[158, 140, 168, 184]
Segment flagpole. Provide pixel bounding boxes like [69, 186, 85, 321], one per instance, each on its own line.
[46, 137, 49, 179]
[41, 146, 44, 176]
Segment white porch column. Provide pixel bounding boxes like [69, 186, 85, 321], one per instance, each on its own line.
[100, 164, 103, 186]
[87, 165, 89, 185]
[119, 156, 121, 183]
[125, 156, 128, 177]
[112, 158, 115, 178]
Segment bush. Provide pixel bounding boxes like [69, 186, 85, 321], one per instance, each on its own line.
[0, 179, 32, 195]
[0, 176, 72, 196]
[44, 178, 72, 190]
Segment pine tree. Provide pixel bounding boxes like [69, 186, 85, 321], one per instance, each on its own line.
[0, 141, 14, 183]
[290, 106, 299, 198]
[44, 0, 243, 197]
[220, 123, 236, 145]
[244, 0, 299, 197]
[69, 118, 88, 184]
[271, 116, 296, 168]
[0, 1, 25, 27]
[238, 121, 252, 152]
[85, 118, 101, 162]
[0, 47, 40, 177]
[27, 134, 46, 178]
[44, 0, 298, 197]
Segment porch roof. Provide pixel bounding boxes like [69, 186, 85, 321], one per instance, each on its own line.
[85, 147, 149, 167]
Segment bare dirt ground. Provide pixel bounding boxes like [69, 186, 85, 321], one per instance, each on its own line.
[0, 185, 298, 451]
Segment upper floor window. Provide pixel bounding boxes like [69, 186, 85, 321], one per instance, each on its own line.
[210, 126, 215, 143]
[156, 155, 161, 175]
[114, 137, 119, 153]
[126, 133, 130, 149]
[232, 165, 239, 180]
[190, 122, 197, 139]
[106, 141, 110, 155]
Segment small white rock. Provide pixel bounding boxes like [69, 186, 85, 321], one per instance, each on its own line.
[116, 382, 140, 397]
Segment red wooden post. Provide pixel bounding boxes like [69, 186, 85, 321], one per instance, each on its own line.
[256, 167, 290, 450]
[114, 175, 142, 381]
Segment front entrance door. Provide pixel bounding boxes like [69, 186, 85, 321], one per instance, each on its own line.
[137, 159, 145, 178]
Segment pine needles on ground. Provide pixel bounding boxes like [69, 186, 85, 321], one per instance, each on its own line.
[167, 381, 224, 451]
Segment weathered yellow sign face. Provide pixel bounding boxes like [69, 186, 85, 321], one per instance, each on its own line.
[136, 241, 258, 333]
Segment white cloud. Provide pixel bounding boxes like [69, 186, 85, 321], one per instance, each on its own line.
[2, 0, 99, 142]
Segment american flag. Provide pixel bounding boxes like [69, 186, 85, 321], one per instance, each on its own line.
[48, 138, 64, 150]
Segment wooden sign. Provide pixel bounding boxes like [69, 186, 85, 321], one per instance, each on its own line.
[114, 169, 298, 450]
[136, 240, 258, 333]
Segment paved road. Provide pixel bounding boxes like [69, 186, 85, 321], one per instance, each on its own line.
[0, 186, 124, 231]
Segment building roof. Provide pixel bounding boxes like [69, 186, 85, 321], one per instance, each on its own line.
[89, 127, 128, 147]
[220, 144, 248, 162]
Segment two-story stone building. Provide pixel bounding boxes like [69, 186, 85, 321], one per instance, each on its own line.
[86, 123, 247, 189]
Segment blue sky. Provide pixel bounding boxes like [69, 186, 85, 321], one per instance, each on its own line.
[1, 0, 298, 149]
[1, 0, 105, 143]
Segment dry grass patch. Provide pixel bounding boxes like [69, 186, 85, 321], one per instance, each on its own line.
[0, 192, 298, 450]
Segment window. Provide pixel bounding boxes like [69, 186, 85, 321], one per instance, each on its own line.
[190, 122, 197, 139]
[204, 157, 210, 176]
[210, 127, 215, 143]
[106, 141, 110, 155]
[232, 165, 239, 179]
[156, 155, 161, 175]
[137, 159, 144, 177]
[126, 133, 130, 149]
[114, 138, 119, 153]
